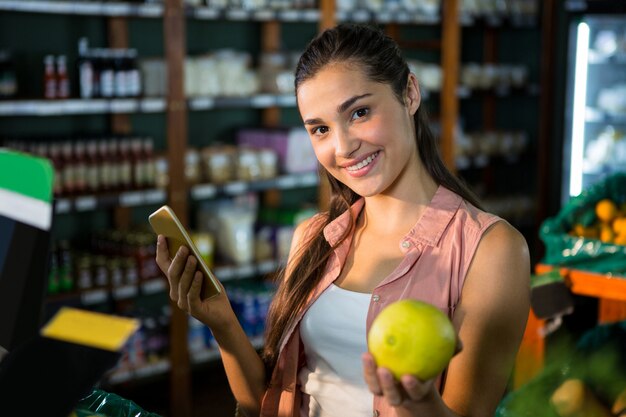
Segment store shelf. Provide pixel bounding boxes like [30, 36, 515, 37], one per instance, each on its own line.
[0, 0, 162, 17]
[189, 6, 319, 22]
[106, 335, 263, 385]
[0, 98, 166, 116]
[456, 84, 541, 99]
[54, 188, 166, 214]
[336, 9, 440, 24]
[46, 261, 280, 308]
[188, 94, 296, 111]
[0, 1, 320, 22]
[0, 95, 297, 117]
[190, 172, 319, 200]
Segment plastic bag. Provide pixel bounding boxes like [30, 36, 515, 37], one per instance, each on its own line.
[496, 320, 626, 417]
[540, 173, 626, 274]
[73, 389, 162, 417]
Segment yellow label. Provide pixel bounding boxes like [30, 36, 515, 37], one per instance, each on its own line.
[41, 307, 140, 352]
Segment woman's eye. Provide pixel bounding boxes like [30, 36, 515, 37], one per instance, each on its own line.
[352, 108, 369, 120]
[312, 126, 329, 135]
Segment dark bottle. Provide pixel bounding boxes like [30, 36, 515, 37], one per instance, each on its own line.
[43, 55, 56, 99]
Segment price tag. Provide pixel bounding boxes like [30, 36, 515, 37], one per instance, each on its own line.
[104, 2, 132, 16]
[190, 97, 215, 110]
[141, 98, 166, 112]
[82, 100, 108, 114]
[144, 189, 166, 204]
[75, 196, 97, 211]
[46, 2, 70, 13]
[73, 2, 102, 14]
[191, 184, 217, 200]
[276, 175, 298, 189]
[194, 7, 220, 19]
[141, 279, 167, 295]
[113, 285, 138, 300]
[55, 199, 71, 214]
[253, 9, 274, 20]
[276, 95, 296, 107]
[138, 3, 163, 17]
[81, 289, 108, 305]
[110, 99, 137, 113]
[224, 181, 248, 195]
[250, 95, 276, 108]
[226, 9, 249, 20]
[377, 11, 392, 22]
[280, 9, 299, 21]
[119, 191, 143, 207]
[299, 172, 319, 187]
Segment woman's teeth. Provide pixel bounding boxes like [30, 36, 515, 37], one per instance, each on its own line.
[347, 152, 378, 172]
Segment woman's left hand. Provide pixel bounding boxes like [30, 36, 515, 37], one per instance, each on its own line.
[362, 352, 436, 410]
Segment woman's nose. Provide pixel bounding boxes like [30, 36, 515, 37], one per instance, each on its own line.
[334, 128, 360, 158]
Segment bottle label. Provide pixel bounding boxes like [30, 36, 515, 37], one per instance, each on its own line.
[79, 62, 94, 99]
[100, 70, 115, 98]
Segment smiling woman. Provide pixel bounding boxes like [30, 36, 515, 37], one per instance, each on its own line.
[155, 23, 531, 417]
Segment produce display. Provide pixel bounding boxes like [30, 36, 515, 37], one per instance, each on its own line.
[540, 173, 626, 274]
[568, 198, 626, 246]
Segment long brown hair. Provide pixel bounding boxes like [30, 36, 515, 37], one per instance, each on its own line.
[262, 23, 481, 377]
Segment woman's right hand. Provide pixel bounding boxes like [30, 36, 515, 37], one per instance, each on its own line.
[155, 235, 236, 332]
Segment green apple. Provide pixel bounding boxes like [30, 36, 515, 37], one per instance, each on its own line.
[368, 299, 456, 381]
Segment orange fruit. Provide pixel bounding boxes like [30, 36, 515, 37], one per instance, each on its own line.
[613, 217, 626, 235]
[600, 226, 615, 243]
[614, 233, 626, 246]
[600, 225, 615, 243]
[596, 199, 618, 223]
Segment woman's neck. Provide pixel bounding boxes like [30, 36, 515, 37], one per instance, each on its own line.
[360, 176, 439, 235]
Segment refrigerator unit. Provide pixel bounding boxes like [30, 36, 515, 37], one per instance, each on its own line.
[561, 1, 626, 204]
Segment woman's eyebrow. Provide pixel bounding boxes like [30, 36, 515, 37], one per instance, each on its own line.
[303, 93, 372, 126]
[337, 93, 372, 114]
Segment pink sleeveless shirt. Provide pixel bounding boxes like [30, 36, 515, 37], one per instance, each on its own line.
[260, 186, 502, 417]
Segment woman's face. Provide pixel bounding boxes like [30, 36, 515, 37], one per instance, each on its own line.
[297, 63, 421, 198]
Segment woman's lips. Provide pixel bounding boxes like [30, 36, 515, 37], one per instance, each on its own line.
[344, 151, 380, 177]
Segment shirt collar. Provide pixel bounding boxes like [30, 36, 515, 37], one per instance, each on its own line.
[322, 186, 462, 249]
[323, 198, 364, 247]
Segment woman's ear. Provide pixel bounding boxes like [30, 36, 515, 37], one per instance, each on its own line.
[406, 73, 421, 116]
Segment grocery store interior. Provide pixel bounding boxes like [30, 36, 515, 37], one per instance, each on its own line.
[1, 0, 625, 416]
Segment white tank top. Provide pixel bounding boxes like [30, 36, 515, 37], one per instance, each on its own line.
[298, 284, 373, 417]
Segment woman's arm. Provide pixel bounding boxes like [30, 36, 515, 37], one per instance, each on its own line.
[156, 237, 266, 416]
[363, 221, 530, 417]
[442, 221, 531, 416]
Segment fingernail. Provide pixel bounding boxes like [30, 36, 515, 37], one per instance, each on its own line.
[404, 377, 416, 388]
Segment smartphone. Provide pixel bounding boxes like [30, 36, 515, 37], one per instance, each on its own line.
[148, 205, 221, 300]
